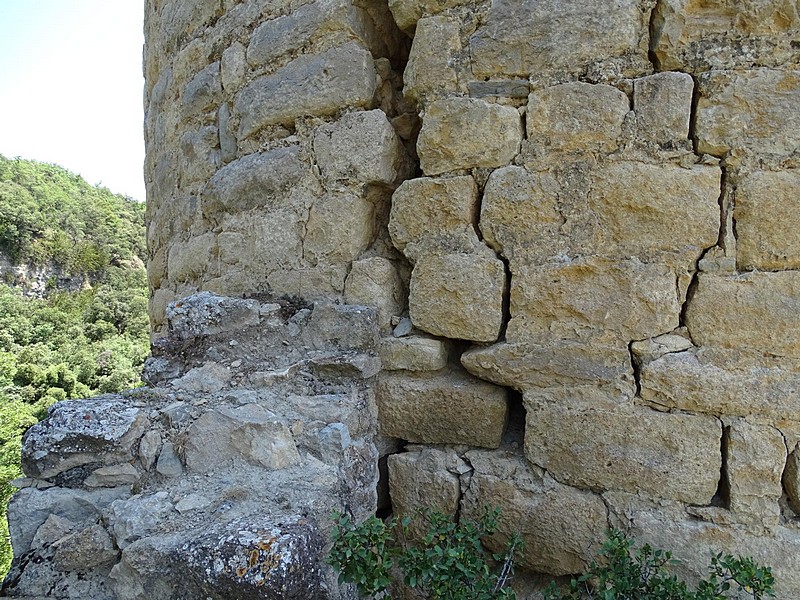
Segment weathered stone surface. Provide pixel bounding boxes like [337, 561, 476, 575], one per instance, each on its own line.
[184, 404, 301, 473]
[235, 42, 377, 137]
[21, 398, 149, 479]
[525, 406, 722, 504]
[685, 272, 800, 358]
[138, 430, 161, 471]
[633, 71, 694, 143]
[344, 257, 405, 330]
[462, 450, 607, 575]
[166, 232, 215, 282]
[526, 82, 629, 153]
[735, 169, 800, 271]
[651, 0, 800, 71]
[31, 514, 74, 549]
[377, 369, 508, 447]
[155, 442, 183, 477]
[107, 492, 176, 549]
[387, 0, 470, 32]
[409, 251, 505, 342]
[202, 146, 305, 216]
[166, 292, 261, 341]
[641, 349, 800, 419]
[84, 464, 140, 488]
[469, 0, 649, 78]
[182, 515, 323, 600]
[171, 361, 232, 393]
[616, 506, 800, 599]
[403, 16, 460, 103]
[220, 42, 246, 92]
[724, 419, 785, 527]
[8, 487, 126, 557]
[389, 175, 480, 262]
[388, 448, 465, 533]
[417, 98, 522, 175]
[51, 524, 118, 571]
[182, 61, 220, 116]
[305, 302, 380, 352]
[304, 192, 375, 266]
[461, 339, 634, 402]
[630, 331, 693, 364]
[246, 0, 369, 67]
[507, 258, 679, 342]
[696, 69, 800, 156]
[480, 162, 720, 266]
[380, 336, 449, 372]
[313, 109, 410, 187]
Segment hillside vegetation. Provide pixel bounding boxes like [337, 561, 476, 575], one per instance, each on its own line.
[0, 155, 149, 576]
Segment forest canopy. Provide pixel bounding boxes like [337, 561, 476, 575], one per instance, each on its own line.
[0, 155, 149, 575]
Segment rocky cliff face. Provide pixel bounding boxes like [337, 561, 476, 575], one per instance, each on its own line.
[5, 0, 800, 598]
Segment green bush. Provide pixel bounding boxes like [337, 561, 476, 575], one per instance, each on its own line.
[328, 507, 522, 600]
[544, 529, 774, 600]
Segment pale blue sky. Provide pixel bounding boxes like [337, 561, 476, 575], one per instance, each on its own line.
[0, 1, 146, 200]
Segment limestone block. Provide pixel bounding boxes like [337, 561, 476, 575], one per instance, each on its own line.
[166, 232, 216, 281]
[377, 369, 508, 447]
[633, 71, 694, 143]
[469, 0, 648, 78]
[31, 514, 74, 549]
[303, 192, 375, 265]
[84, 464, 141, 488]
[179, 125, 220, 185]
[461, 450, 607, 575]
[735, 169, 800, 270]
[217, 103, 237, 162]
[202, 146, 305, 216]
[313, 109, 410, 187]
[107, 492, 176, 549]
[155, 442, 183, 477]
[305, 302, 379, 352]
[651, 0, 800, 71]
[403, 16, 460, 103]
[507, 258, 679, 342]
[182, 61, 221, 116]
[21, 398, 149, 479]
[524, 405, 721, 504]
[380, 336, 449, 371]
[526, 82, 629, 153]
[247, 0, 369, 68]
[481, 162, 720, 266]
[685, 272, 800, 358]
[51, 524, 118, 571]
[8, 487, 126, 557]
[783, 444, 800, 514]
[479, 166, 562, 260]
[344, 257, 405, 330]
[640, 349, 800, 419]
[388, 448, 464, 534]
[172, 361, 232, 393]
[588, 162, 721, 264]
[696, 69, 800, 156]
[461, 339, 634, 402]
[235, 42, 377, 138]
[387, 0, 471, 32]
[724, 419, 785, 527]
[417, 98, 522, 175]
[618, 507, 800, 600]
[389, 175, 480, 262]
[165, 292, 261, 340]
[184, 404, 301, 473]
[220, 42, 246, 92]
[409, 251, 505, 342]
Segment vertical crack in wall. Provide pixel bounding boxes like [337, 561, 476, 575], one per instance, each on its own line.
[712, 421, 731, 509]
[648, 0, 665, 72]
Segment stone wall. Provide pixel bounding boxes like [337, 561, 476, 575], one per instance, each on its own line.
[5, 0, 800, 598]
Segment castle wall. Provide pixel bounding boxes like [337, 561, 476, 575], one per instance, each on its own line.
[5, 0, 800, 598]
[141, 0, 800, 595]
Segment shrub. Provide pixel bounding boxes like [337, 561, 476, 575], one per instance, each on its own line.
[544, 528, 774, 600]
[328, 507, 522, 599]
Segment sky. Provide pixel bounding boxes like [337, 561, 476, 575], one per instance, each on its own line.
[0, 1, 146, 201]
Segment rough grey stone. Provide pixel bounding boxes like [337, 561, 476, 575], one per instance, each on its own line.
[155, 442, 184, 477]
[84, 464, 141, 488]
[235, 42, 377, 138]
